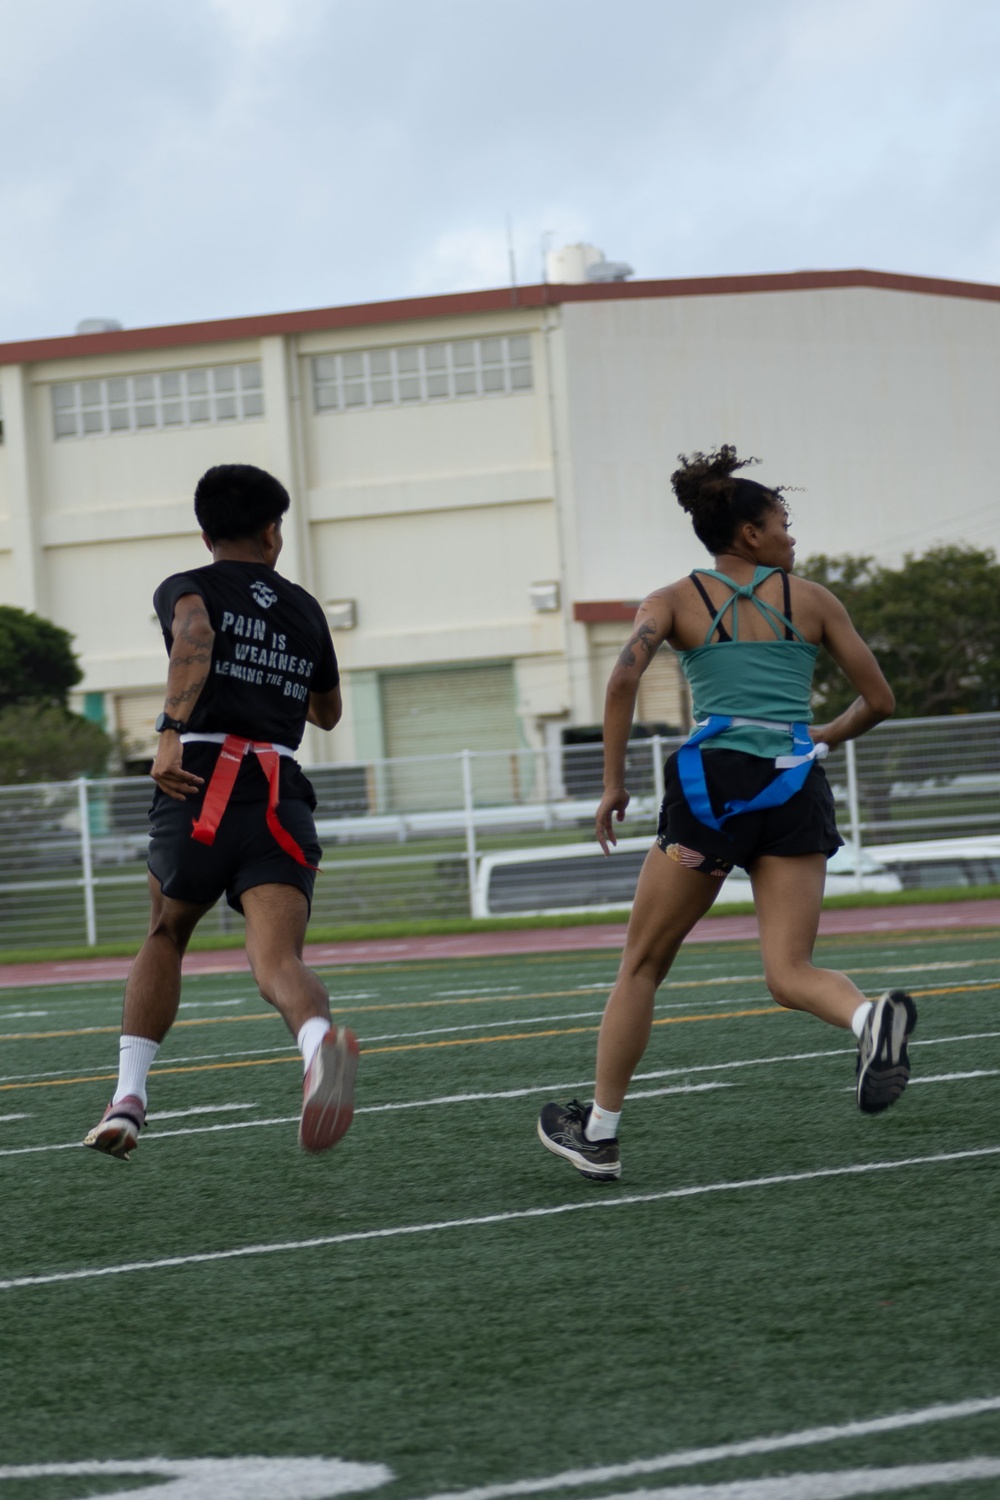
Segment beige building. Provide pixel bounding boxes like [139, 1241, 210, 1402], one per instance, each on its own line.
[1, 265, 997, 780]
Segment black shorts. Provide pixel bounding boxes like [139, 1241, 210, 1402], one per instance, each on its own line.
[147, 780, 322, 914]
[656, 748, 843, 874]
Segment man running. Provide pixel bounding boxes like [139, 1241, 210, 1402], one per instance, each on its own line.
[84, 463, 357, 1161]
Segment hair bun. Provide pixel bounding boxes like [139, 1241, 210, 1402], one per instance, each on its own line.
[671, 444, 758, 514]
[671, 446, 787, 554]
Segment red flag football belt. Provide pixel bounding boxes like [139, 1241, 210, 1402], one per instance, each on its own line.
[188, 734, 317, 870]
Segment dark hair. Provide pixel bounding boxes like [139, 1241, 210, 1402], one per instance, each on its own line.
[194, 464, 290, 542]
[671, 444, 787, 555]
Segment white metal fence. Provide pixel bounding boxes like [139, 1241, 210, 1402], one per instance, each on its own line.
[1, 713, 998, 950]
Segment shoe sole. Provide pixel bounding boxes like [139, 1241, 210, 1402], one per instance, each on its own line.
[82, 1120, 140, 1161]
[857, 990, 918, 1114]
[299, 1028, 359, 1153]
[536, 1118, 621, 1180]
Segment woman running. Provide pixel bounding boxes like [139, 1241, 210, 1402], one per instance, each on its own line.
[538, 445, 917, 1180]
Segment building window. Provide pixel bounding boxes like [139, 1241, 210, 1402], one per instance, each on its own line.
[312, 335, 532, 413]
[50, 363, 265, 439]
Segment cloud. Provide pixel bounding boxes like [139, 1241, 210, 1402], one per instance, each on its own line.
[1, 0, 1000, 340]
[207, 0, 303, 51]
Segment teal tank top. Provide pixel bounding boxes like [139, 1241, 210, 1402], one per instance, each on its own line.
[678, 566, 818, 758]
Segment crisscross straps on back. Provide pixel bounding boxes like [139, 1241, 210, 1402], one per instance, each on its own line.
[190, 734, 318, 870]
[690, 566, 804, 645]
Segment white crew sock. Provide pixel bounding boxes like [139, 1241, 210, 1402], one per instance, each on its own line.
[114, 1035, 160, 1108]
[297, 1017, 332, 1074]
[851, 1000, 874, 1039]
[585, 1102, 621, 1141]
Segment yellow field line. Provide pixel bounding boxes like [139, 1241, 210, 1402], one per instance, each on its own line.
[2, 977, 997, 1093]
[363, 1004, 785, 1056]
[0, 989, 669, 1042]
[908, 982, 1000, 998]
[0, 1026, 124, 1043]
[0, 917, 982, 1003]
[0, 989, 620, 1041]
[4, 962, 998, 1047]
[0, 1005, 786, 1091]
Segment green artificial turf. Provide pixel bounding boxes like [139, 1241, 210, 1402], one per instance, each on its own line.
[0, 932, 998, 1497]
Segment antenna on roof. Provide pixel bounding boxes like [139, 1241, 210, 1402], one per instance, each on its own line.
[505, 212, 518, 288]
[540, 230, 553, 284]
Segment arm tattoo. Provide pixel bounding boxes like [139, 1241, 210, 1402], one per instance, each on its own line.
[618, 620, 658, 669]
[165, 677, 209, 710]
[177, 611, 212, 651]
[163, 606, 213, 712]
[170, 645, 212, 667]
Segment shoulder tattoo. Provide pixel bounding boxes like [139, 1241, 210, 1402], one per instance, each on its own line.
[618, 619, 658, 668]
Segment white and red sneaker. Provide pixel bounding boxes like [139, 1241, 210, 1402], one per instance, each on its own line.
[299, 1027, 359, 1154]
[82, 1095, 146, 1161]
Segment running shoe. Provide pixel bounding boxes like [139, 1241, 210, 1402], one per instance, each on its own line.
[856, 990, 918, 1114]
[299, 1026, 360, 1153]
[537, 1100, 621, 1180]
[82, 1095, 146, 1161]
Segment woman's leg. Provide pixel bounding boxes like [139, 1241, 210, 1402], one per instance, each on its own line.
[593, 846, 725, 1110]
[749, 853, 868, 1028]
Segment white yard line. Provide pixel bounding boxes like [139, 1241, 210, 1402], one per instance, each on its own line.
[148, 1103, 258, 1120]
[909, 1070, 999, 1084]
[596, 1461, 1000, 1497]
[0, 1044, 298, 1083]
[4, 1017, 995, 1089]
[839, 1068, 1000, 1094]
[2, 1030, 997, 1147]
[0, 1456, 390, 1499]
[914, 1030, 1000, 1047]
[439, 987, 525, 996]
[177, 998, 252, 1009]
[2, 1145, 998, 1291]
[0, 1082, 730, 1158]
[408, 1395, 1000, 1500]
[361, 1009, 606, 1040]
[1, 953, 995, 1018]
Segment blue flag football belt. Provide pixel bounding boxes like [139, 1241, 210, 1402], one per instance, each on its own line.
[676, 715, 829, 833]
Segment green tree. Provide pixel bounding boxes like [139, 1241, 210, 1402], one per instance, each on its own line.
[0, 607, 113, 782]
[0, 701, 112, 783]
[798, 545, 1000, 718]
[0, 606, 82, 710]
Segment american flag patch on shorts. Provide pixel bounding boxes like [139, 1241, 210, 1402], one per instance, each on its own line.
[661, 841, 732, 877]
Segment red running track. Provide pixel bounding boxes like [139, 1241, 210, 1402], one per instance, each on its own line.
[0, 898, 996, 990]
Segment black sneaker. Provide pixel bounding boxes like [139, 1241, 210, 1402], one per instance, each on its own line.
[856, 990, 918, 1114]
[537, 1100, 621, 1180]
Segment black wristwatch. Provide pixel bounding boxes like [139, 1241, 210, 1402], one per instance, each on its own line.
[155, 713, 187, 734]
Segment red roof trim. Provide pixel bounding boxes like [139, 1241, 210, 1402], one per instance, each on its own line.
[574, 602, 640, 624]
[3, 267, 999, 366]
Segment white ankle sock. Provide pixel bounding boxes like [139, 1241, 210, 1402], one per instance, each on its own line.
[585, 1102, 621, 1141]
[114, 1036, 160, 1108]
[851, 1000, 873, 1039]
[297, 1017, 332, 1073]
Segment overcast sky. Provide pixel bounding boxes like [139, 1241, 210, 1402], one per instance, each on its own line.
[1, 0, 998, 343]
